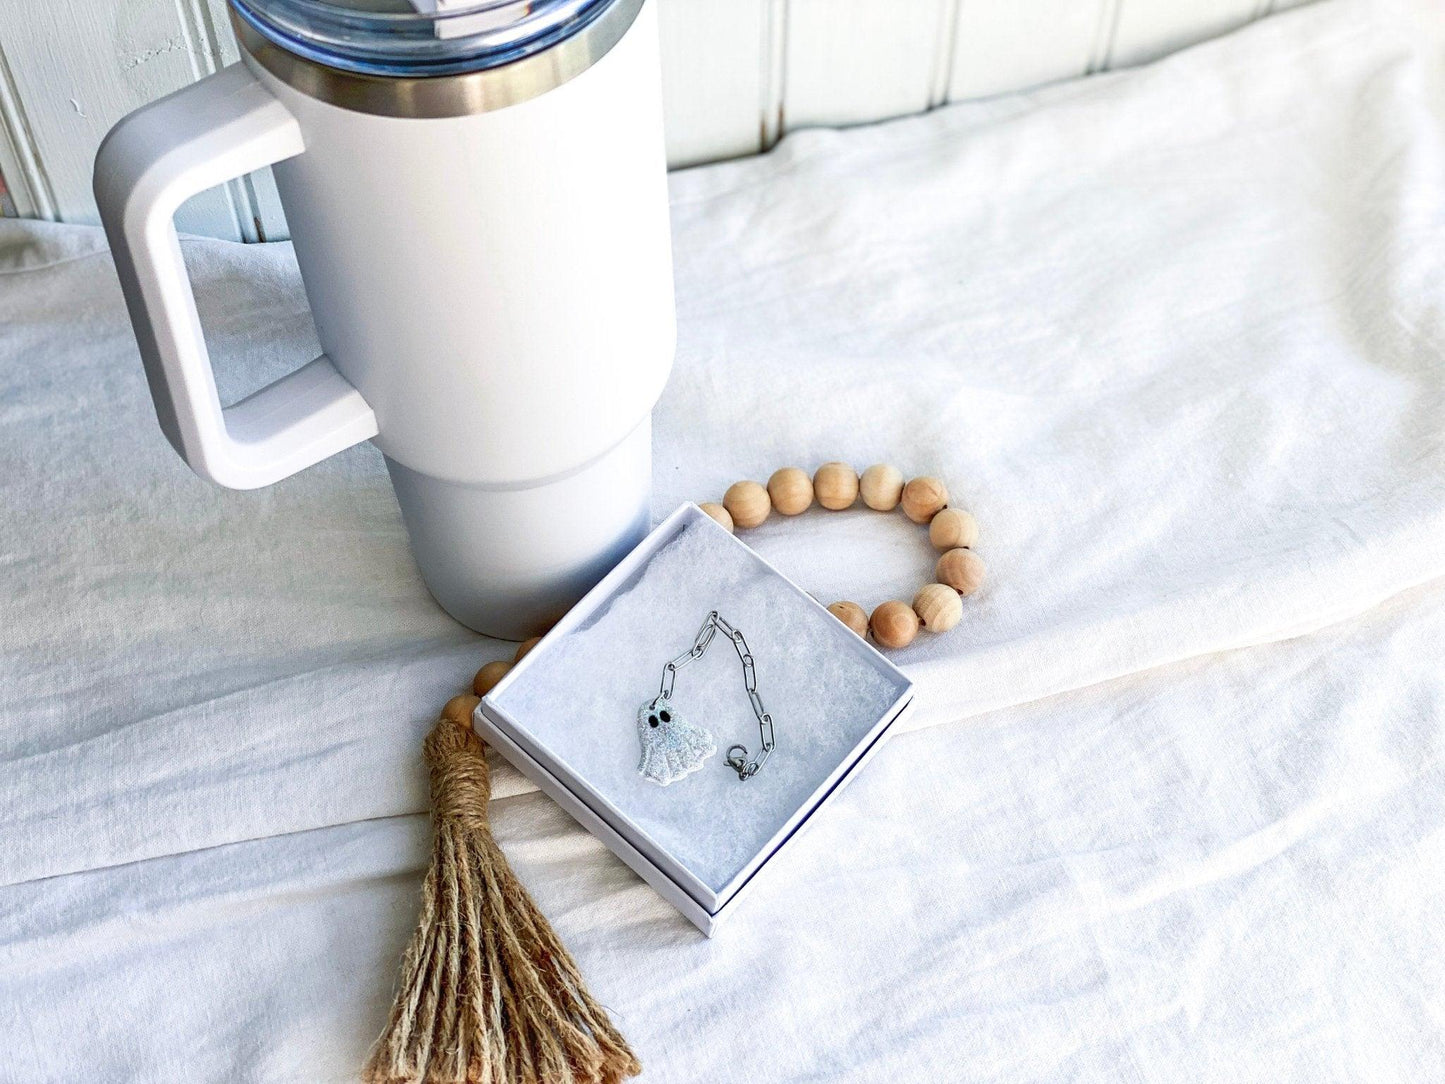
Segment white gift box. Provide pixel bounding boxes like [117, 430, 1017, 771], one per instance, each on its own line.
[474, 502, 914, 934]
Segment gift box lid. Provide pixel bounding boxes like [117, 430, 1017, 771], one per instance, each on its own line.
[476, 502, 913, 931]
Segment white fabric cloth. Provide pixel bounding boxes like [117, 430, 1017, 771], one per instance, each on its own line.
[2, 0, 1444, 1078]
[6, 579, 1445, 1082]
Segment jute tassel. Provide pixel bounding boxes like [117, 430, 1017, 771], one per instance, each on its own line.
[365, 693, 641, 1084]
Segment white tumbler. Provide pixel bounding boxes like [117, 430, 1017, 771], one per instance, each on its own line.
[94, 0, 674, 639]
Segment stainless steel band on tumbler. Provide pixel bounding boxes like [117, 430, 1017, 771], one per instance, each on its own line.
[230, 0, 645, 118]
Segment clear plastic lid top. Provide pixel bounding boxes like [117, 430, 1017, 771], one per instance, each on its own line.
[231, 0, 619, 77]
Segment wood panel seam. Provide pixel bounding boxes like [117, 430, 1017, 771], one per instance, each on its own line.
[1088, 0, 1125, 73]
[929, 0, 964, 109]
[186, 0, 262, 240]
[0, 41, 57, 220]
[761, 0, 788, 149]
[176, 0, 257, 241]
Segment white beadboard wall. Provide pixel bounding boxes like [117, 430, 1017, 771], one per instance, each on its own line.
[0, 0, 1312, 241]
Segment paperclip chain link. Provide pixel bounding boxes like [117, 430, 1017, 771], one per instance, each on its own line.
[656, 610, 774, 780]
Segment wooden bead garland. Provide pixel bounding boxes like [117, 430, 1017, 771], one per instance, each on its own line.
[900, 476, 949, 524]
[473, 658, 511, 696]
[699, 501, 733, 531]
[928, 507, 978, 550]
[912, 583, 963, 632]
[723, 480, 771, 529]
[700, 463, 985, 651]
[936, 547, 986, 596]
[860, 463, 904, 511]
[870, 600, 919, 649]
[827, 600, 869, 638]
[768, 467, 815, 516]
[470, 634, 543, 696]
[813, 462, 860, 510]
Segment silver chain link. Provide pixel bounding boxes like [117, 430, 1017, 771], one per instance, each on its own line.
[655, 610, 774, 780]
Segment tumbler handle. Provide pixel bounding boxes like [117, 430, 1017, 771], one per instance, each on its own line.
[94, 64, 377, 490]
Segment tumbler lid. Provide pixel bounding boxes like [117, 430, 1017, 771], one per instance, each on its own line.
[230, 0, 619, 78]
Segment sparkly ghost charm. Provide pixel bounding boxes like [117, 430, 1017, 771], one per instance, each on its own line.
[636, 697, 715, 786]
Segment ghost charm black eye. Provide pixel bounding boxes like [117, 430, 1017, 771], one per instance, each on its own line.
[636, 610, 776, 786]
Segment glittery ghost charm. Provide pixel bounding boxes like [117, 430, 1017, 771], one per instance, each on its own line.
[636, 696, 715, 786]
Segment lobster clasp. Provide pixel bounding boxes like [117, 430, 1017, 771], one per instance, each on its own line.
[725, 744, 753, 780]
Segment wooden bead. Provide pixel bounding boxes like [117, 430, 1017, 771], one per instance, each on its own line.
[442, 693, 481, 728]
[813, 462, 859, 510]
[767, 467, 814, 516]
[699, 501, 733, 532]
[514, 636, 542, 663]
[913, 583, 963, 632]
[723, 480, 771, 529]
[936, 548, 986, 596]
[870, 600, 920, 649]
[859, 464, 904, 511]
[472, 659, 512, 696]
[901, 476, 949, 523]
[928, 507, 978, 551]
[827, 600, 869, 638]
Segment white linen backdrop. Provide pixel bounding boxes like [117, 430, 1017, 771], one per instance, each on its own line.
[2, 0, 1443, 1078]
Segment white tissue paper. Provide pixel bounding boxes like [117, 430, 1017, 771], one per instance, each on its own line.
[478, 503, 913, 933]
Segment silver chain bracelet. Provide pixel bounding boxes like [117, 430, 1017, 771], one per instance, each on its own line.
[636, 611, 776, 786]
